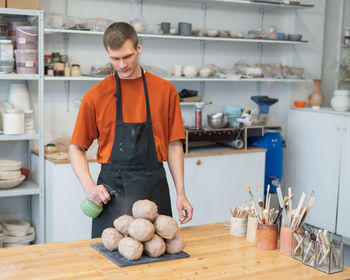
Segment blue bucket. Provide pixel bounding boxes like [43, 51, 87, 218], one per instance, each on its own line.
[248, 132, 283, 193]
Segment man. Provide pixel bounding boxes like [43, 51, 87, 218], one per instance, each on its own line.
[69, 22, 193, 238]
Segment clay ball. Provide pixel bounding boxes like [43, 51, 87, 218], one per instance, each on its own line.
[153, 215, 178, 239]
[118, 237, 144, 261]
[101, 227, 123, 251]
[143, 234, 166, 258]
[113, 215, 134, 235]
[132, 199, 158, 222]
[165, 233, 185, 254]
[128, 218, 155, 242]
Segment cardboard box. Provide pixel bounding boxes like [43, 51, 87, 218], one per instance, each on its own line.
[7, 0, 40, 10]
[0, 0, 5, 8]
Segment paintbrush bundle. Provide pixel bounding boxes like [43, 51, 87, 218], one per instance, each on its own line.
[230, 203, 250, 219]
[292, 225, 343, 274]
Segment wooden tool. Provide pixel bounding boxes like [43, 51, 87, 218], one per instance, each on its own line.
[276, 187, 288, 226]
[291, 192, 306, 229]
[288, 187, 293, 210]
[298, 191, 315, 227]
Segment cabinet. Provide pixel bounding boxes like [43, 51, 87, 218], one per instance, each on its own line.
[0, 8, 45, 243]
[33, 150, 264, 242]
[165, 150, 265, 227]
[284, 108, 350, 241]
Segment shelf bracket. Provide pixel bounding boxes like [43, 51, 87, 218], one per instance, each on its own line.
[200, 81, 205, 97]
[200, 40, 207, 68]
[136, 0, 143, 18]
[256, 81, 262, 96]
[64, 80, 71, 112]
[201, 2, 217, 28]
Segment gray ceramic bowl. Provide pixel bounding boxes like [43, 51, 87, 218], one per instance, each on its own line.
[287, 34, 302, 41]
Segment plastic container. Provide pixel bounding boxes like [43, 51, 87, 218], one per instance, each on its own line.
[7, 20, 29, 49]
[0, 40, 14, 73]
[15, 26, 38, 50]
[15, 50, 38, 74]
[24, 109, 35, 134]
[248, 132, 283, 193]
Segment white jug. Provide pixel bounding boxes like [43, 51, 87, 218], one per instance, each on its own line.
[8, 83, 31, 112]
[331, 90, 350, 112]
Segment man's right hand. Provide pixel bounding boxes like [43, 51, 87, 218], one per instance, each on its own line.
[85, 184, 110, 206]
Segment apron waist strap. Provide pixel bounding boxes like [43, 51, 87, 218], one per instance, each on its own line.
[101, 162, 163, 171]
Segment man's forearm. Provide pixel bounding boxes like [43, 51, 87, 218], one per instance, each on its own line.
[167, 140, 185, 196]
[69, 144, 96, 192]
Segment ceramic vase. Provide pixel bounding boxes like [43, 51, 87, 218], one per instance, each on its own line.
[308, 79, 324, 107]
[331, 90, 350, 112]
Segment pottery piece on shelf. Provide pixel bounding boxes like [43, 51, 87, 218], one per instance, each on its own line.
[331, 90, 350, 112]
[308, 79, 324, 107]
[183, 65, 198, 78]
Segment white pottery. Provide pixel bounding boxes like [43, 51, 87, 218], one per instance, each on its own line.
[199, 67, 210, 78]
[183, 65, 198, 78]
[8, 83, 31, 112]
[331, 90, 350, 112]
[3, 108, 24, 135]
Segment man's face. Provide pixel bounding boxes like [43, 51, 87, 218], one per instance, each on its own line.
[107, 40, 142, 79]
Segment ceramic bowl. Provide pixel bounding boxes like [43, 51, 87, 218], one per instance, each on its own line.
[183, 65, 198, 78]
[294, 100, 306, 108]
[288, 34, 302, 41]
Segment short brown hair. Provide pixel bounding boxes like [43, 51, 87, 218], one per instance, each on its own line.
[103, 22, 138, 50]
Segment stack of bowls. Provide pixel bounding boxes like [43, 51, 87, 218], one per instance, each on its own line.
[222, 106, 242, 127]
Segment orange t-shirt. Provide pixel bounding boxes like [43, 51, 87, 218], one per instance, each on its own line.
[70, 72, 185, 164]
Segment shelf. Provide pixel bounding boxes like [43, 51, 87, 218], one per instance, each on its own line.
[0, 134, 40, 141]
[341, 44, 350, 48]
[0, 74, 40, 80]
[0, 180, 40, 198]
[44, 76, 106, 81]
[45, 76, 311, 83]
[0, 7, 42, 16]
[168, 77, 311, 82]
[180, 101, 213, 106]
[44, 28, 308, 45]
[147, 0, 314, 9]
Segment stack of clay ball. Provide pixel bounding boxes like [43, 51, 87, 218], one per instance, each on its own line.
[101, 199, 185, 261]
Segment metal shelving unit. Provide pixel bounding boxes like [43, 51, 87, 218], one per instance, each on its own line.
[44, 0, 313, 105]
[0, 8, 45, 244]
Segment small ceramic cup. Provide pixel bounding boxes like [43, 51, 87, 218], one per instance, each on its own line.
[256, 223, 278, 250]
[174, 64, 183, 77]
[246, 216, 258, 243]
[230, 217, 248, 237]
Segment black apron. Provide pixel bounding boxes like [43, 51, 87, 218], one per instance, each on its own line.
[91, 68, 172, 238]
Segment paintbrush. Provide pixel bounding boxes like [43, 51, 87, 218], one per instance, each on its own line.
[265, 184, 270, 209]
[273, 195, 293, 224]
[291, 192, 306, 229]
[245, 184, 261, 222]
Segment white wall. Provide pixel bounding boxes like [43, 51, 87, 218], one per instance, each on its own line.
[35, 0, 326, 145]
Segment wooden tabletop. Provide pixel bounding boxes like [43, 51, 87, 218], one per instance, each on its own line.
[1, 222, 348, 279]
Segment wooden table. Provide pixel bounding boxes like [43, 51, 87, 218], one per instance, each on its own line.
[0, 223, 349, 279]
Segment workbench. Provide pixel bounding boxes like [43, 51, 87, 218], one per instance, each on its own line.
[0, 222, 349, 279]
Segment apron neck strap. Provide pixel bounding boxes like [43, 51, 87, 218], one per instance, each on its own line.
[114, 67, 151, 123]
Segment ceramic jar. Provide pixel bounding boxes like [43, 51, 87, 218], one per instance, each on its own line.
[308, 79, 324, 107]
[331, 90, 350, 112]
[183, 65, 198, 78]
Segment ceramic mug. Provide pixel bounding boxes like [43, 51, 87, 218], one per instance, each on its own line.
[174, 65, 183, 77]
[256, 223, 278, 250]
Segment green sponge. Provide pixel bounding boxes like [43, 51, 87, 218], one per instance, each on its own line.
[80, 198, 103, 218]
